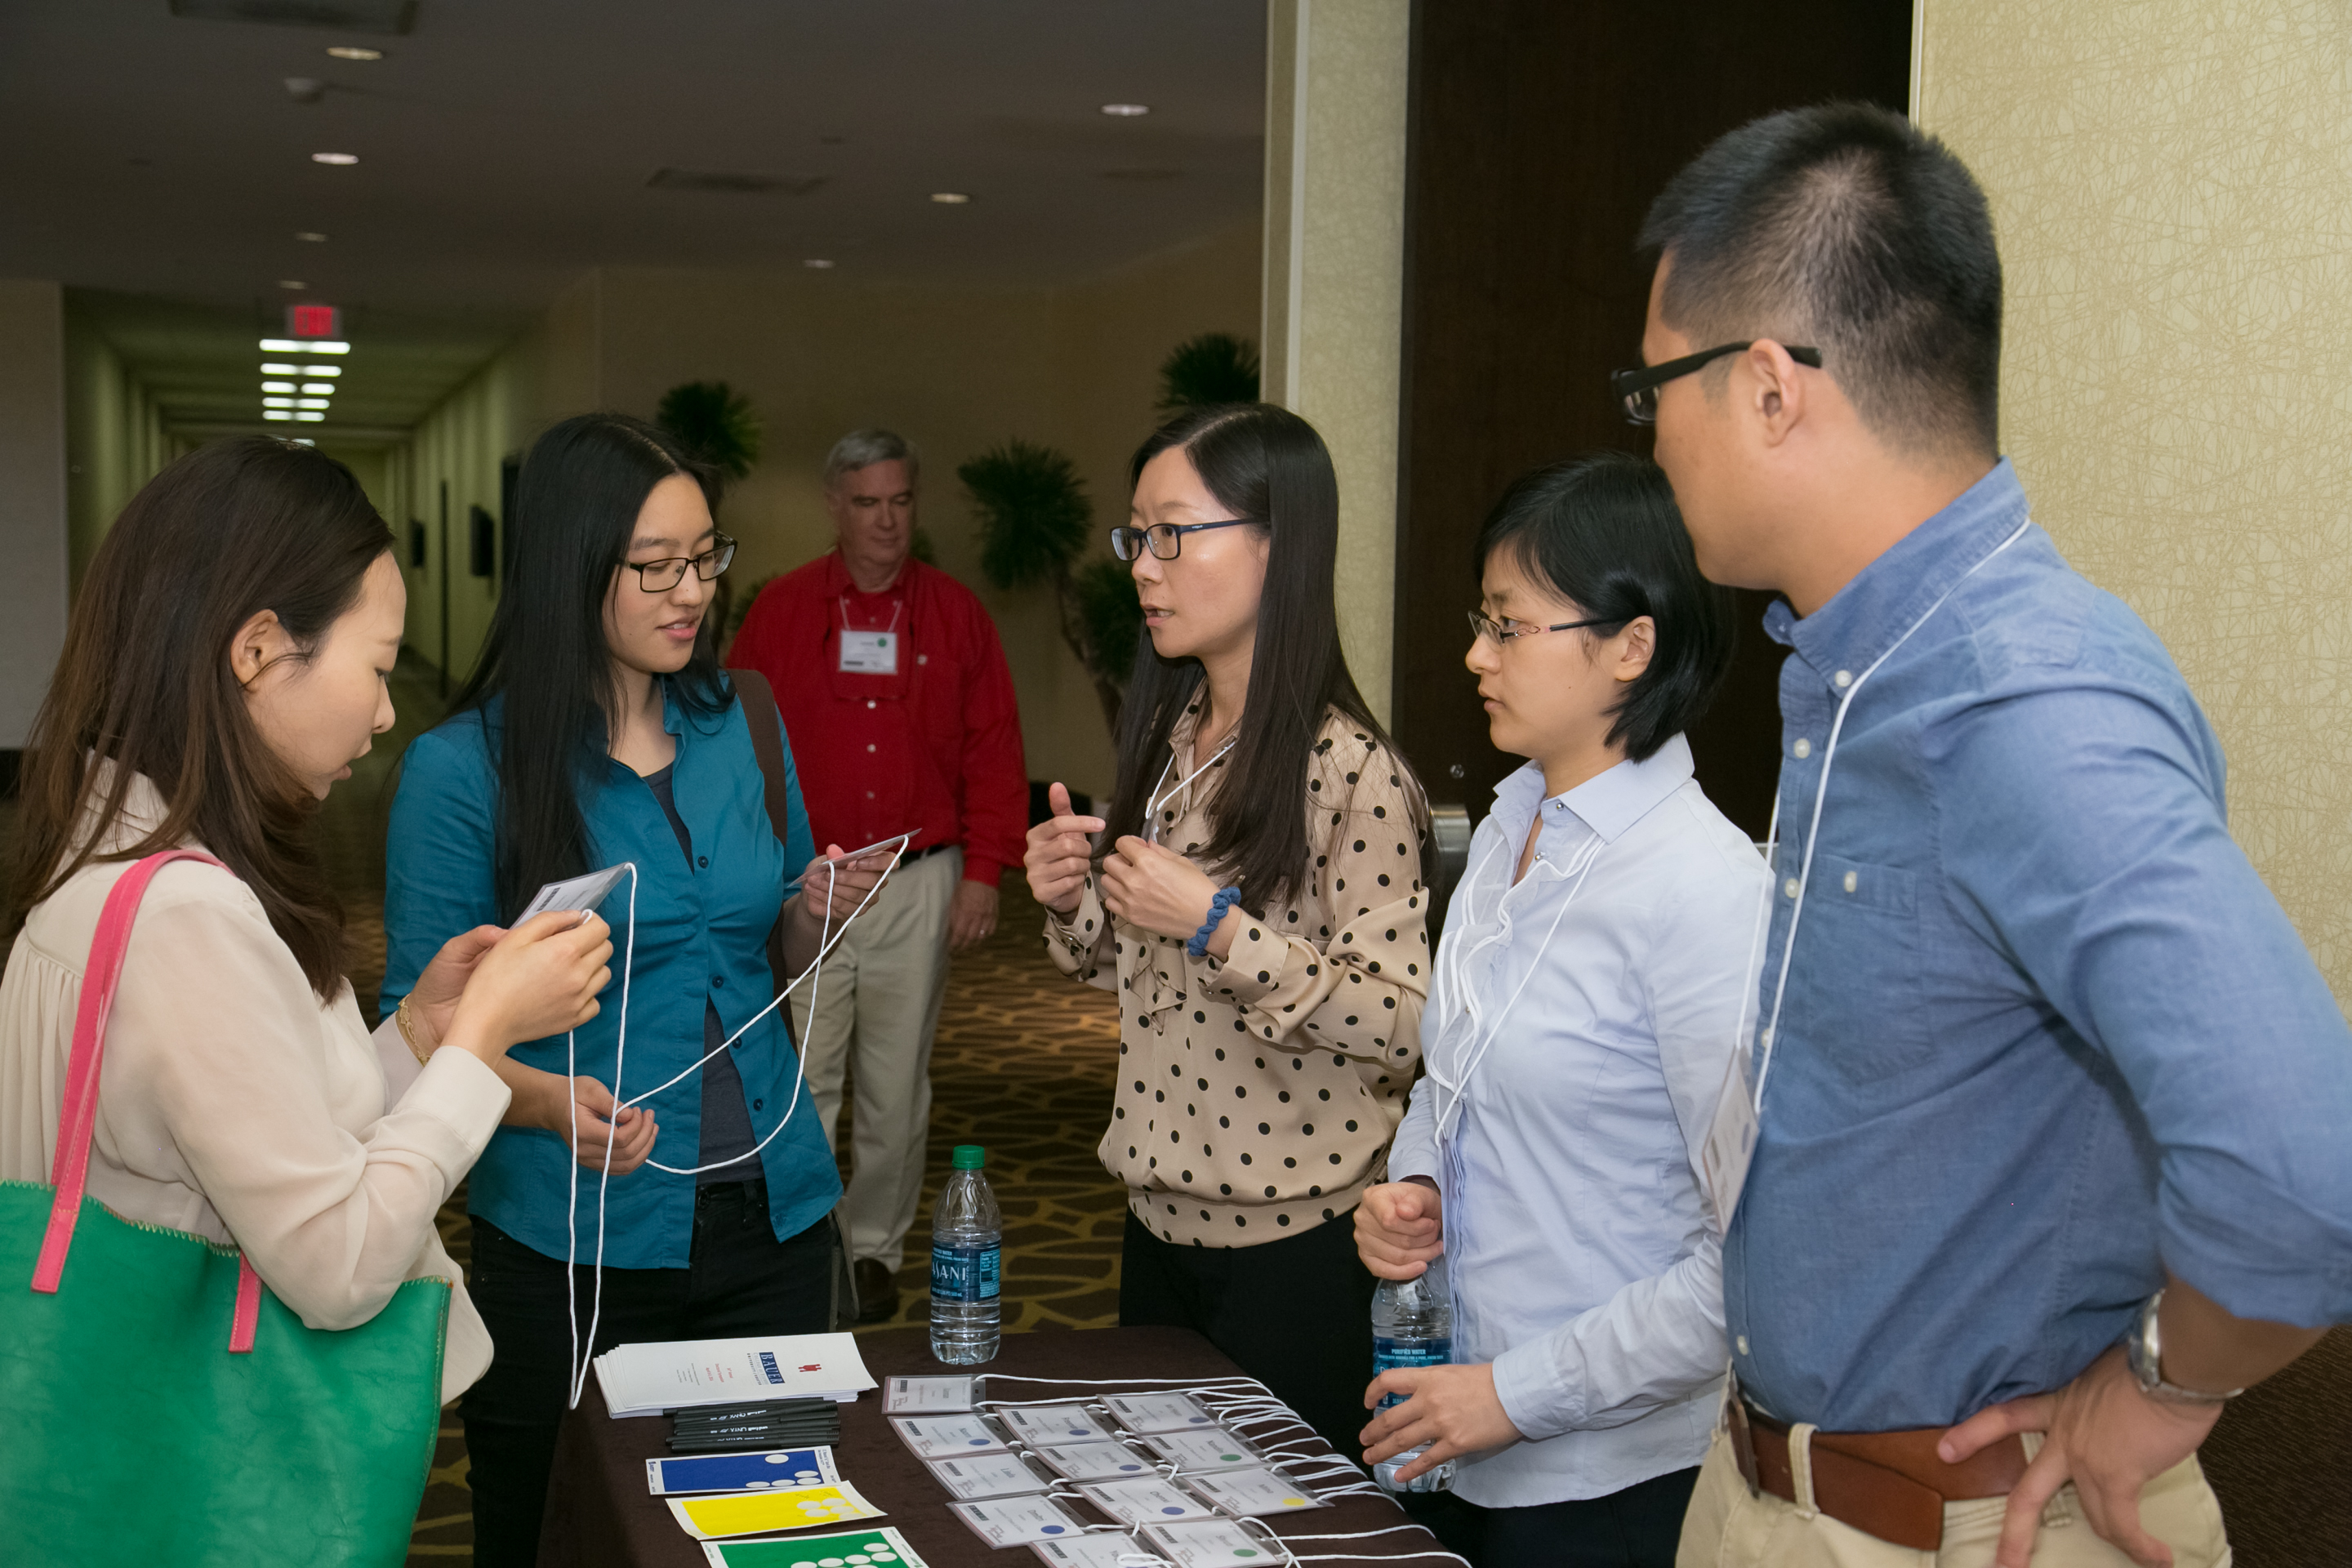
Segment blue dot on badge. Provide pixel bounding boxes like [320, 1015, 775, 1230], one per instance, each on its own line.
[1162, 1506, 1185, 1515]
[1041, 1525, 1064, 1535]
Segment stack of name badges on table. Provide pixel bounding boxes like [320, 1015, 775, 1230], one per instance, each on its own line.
[884, 1374, 1346, 1565]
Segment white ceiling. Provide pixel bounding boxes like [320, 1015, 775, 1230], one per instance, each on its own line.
[0, 0, 1267, 432]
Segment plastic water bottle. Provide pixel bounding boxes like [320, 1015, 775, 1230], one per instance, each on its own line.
[929, 1144, 1002, 1365]
[1370, 1255, 1454, 1493]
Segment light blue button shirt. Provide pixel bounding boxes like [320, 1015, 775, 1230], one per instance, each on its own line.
[1390, 736, 1768, 1507]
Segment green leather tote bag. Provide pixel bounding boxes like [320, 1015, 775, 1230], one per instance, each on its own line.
[0, 850, 451, 1566]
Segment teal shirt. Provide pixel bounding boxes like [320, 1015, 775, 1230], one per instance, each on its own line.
[381, 684, 840, 1268]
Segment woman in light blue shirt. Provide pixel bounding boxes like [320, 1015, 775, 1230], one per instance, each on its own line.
[382, 414, 889, 1566]
[1356, 453, 1766, 1567]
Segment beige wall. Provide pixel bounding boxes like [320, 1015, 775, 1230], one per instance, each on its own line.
[394, 229, 1260, 798]
[1918, 0, 2352, 996]
[1263, 0, 1412, 724]
[0, 281, 69, 748]
[61, 303, 172, 593]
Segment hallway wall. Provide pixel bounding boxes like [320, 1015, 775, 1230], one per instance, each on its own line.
[396, 226, 1260, 799]
[61, 302, 172, 593]
[0, 281, 69, 751]
[1918, 0, 2352, 1000]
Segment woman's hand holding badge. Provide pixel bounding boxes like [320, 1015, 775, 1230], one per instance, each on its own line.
[435, 910, 615, 1065]
[1100, 835, 1236, 958]
[1022, 782, 1104, 916]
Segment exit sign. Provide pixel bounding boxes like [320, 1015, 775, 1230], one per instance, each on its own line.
[287, 304, 343, 339]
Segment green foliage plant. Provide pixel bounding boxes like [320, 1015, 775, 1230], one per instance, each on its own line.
[960, 439, 1131, 733]
[656, 381, 763, 493]
[1156, 332, 1261, 412]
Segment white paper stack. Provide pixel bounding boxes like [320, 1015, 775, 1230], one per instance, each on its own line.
[594, 1332, 877, 1417]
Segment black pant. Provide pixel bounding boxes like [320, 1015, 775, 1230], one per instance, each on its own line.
[1404, 1466, 1701, 1568]
[460, 1181, 836, 1567]
[1116, 1208, 1379, 1463]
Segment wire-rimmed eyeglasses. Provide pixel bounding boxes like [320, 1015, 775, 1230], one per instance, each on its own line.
[624, 533, 736, 592]
[1610, 342, 1823, 425]
[1110, 518, 1255, 562]
[1467, 608, 1616, 647]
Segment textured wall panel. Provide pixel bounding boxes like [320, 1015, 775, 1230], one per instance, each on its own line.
[1919, 2, 2352, 999]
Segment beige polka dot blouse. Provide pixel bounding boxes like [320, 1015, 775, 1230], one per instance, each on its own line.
[1045, 702, 1431, 1247]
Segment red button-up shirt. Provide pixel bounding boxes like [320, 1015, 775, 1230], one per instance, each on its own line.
[727, 551, 1028, 887]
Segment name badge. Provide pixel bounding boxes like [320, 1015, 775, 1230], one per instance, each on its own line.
[840, 630, 898, 675]
[1699, 1048, 1760, 1236]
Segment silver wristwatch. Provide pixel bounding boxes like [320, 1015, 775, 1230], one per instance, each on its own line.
[2125, 1289, 2243, 1404]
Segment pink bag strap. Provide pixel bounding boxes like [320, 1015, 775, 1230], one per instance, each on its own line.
[29, 849, 265, 1352]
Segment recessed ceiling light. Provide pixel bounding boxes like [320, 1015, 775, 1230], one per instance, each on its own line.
[262, 381, 296, 394]
[326, 46, 383, 60]
[304, 364, 341, 376]
[930, 191, 971, 204]
[1101, 103, 1151, 117]
[279, 279, 307, 291]
[301, 383, 336, 395]
[311, 152, 359, 167]
[803, 258, 835, 270]
[296, 231, 327, 243]
[261, 339, 348, 353]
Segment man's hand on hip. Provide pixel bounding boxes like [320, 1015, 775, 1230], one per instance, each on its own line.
[1939, 1345, 2218, 1568]
[947, 878, 998, 951]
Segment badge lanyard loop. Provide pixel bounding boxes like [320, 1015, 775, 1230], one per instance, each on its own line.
[1750, 518, 2032, 1112]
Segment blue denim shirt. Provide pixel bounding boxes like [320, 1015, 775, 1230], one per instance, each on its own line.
[381, 684, 841, 1270]
[1727, 460, 2352, 1432]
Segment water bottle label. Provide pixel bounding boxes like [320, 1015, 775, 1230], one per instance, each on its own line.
[1372, 1335, 1450, 1410]
[931, 1243, 1000, 1303]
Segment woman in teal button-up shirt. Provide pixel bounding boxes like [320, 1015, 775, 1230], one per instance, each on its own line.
[382, 414, 892, 1566]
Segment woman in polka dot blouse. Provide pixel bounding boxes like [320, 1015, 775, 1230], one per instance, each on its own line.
[1024, 403, 1431, 1457]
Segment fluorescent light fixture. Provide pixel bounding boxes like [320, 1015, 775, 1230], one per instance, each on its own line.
[264, 397, 296, 408]
[264, 411, 296, 421]
[304, 363, 341, 376]
[929, 191, 971, 204]
[803, 258, 835, 270]
[1100, 103, 1150, 117]
[261, 363, 300, 374]
[312, 153, 359, 166]
[294, 412, 326, 422]
[260, 339, 348, 353]
[279, 279, 307, 291]
[301, 382, 336, 395]
[296, 399, 330, 410]
[262, 381, 296, 394]
[326, 46, 383, 60]
[291, 438, 315, 446]
[296, 231, 327, 243]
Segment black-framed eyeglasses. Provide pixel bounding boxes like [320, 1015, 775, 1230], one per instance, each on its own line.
[1467, 608, 1615, 647]
[625, 533, 737, 592]
[1610, 342, 1823, 425]
[1110, 519, 1255, 562]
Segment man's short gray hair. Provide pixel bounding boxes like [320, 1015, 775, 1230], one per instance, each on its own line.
[824, 428, 920, 489]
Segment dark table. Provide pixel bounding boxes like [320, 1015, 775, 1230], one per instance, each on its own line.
[541, 1325, 1455, 1566]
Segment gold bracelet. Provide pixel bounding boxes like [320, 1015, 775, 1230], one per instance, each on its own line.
[394, 994, 434, 1067]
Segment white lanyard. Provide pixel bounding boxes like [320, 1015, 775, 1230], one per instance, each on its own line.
[1427, 817, 1606, 1146]
[1750, 517, 2033, 1111]
[1143, 729, 1237, 845]
[839, 593, 903, 635]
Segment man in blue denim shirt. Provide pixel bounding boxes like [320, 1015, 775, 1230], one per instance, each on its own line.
[1619, 107, 2352, 1568]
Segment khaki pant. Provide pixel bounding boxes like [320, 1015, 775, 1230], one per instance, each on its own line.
[787, 846, 959, 1273]
[1677, 1425, 2231, 1568]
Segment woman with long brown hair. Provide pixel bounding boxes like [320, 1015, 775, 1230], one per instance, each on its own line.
[0, 437, 609, 1411]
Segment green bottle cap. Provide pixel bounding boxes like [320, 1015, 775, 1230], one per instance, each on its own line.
[951, 1145, 986, 1171]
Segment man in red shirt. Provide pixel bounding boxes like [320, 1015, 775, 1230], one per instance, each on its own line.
[728, 428, 1028, 1321]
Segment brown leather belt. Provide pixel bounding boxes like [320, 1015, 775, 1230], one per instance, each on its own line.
[1727, 1389, 2029, 1551]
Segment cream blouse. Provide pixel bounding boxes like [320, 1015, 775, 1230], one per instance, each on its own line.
[1047, 703, 1431, 1246]
[0, 773, 509, 1404]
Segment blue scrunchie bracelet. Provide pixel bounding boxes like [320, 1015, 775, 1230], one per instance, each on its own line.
[1189, 885, 1242, 959]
